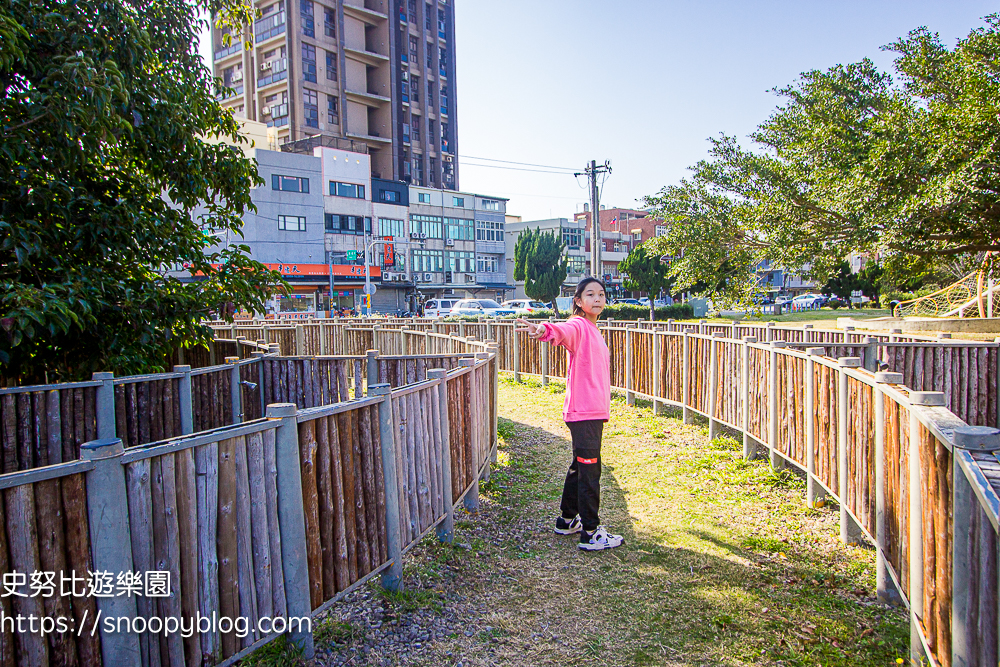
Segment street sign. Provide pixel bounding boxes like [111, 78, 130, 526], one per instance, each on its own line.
[346, 250, 357, 261]
[363, 283, 377, 296]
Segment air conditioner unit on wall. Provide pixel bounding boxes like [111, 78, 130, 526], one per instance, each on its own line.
[445, 239, 455, 246]
[424, 273, 432, 282]
[260, 61, 272, 71]
[261, 106, 271, 116]
[410, 232, 420, 239]
[232, 70, 243, 82]
[443, 154, 453, 162]
[419, 233, 427, 239]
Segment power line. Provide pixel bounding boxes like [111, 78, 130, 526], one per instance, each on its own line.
[458, 155, 578, 172]
[459, 162, 578, 175]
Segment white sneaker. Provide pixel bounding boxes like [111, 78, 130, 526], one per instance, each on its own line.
[578, 526, 624, 551]
[554, 515, 582, 535]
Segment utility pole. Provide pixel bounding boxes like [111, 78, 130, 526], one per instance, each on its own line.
[577, 160, 612, 279]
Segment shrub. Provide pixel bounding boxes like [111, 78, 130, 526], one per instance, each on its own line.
[599, 303, 694, 321]
[827, 298, 846, 309]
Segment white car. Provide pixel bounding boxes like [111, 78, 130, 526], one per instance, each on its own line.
[791, 294, 825, 309]
[450, 299, 517, 317]
[502, 299, 548, 315]
[424, 298, 459, 317]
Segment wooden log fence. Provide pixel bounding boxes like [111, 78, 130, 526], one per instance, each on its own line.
[0, 332, 497, 667]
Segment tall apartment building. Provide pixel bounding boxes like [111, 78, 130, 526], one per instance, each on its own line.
[212, 0, 459, 189]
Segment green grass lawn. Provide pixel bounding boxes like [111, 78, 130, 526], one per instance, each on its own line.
[710, 308, 892, 324]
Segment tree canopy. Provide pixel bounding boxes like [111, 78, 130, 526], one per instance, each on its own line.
[644, 16, 1000, 308]
[1, 0, 280, 382]
[513, 228, 568, 316]
[618, 243, 674, 320]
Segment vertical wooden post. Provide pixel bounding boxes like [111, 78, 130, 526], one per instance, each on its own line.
[907, 391, 943, 662]
[682, 331, 692, 424]
[625, 325, 636, 406]
[174, 365, 194, 435]
[652, 331, 664, 415]
[81, 438, 141, 664]
[890, 328, 902, 343]
[319, 322, 327, 355]
[805, 348, 826, 506]
[541, 339, 549, 387]
[366, 350, 379, 394]
[768, 340, 787, 470]
[401, 325, 410, 356]
[226, 357, 242, 424]
[741, 336, 757, 460]
[268, 343, 281, 356]
[803, 323, 813, 343]
[209, 338, 217, 366]
[837, 356, 863, 544]
[708, 332, 722, 440]
[698, 319, 706, 335]
[766, 322, 776, 342]
[863, 336, 879, 372]
[950, 426, 1000, 667]
[428, 369, 454, 543]
[265, 403, 315, 657]
[459, 321, 466, 338]
[369, 384, 403, 591]
[843, 325, 854, 346]
[513, 322, 521, 383]
[873, 371, 903, 604]
[93, 371, 116, 439]
[251, 352, 266, 418]
[475, 352, 491, 483]
[459, 358, 480, 512]
[295, 324, 305, 356]
[488, 342, 500, 462]
[263, 324, 271, 345]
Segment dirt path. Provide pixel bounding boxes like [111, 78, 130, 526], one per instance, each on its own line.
[250, 378, 909, 667]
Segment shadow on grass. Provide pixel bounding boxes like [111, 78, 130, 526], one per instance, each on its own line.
[490, 401, 909, 667]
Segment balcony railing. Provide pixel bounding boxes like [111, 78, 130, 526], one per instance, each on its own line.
[254, 11, 286, 41]
[214, 42, 242, 61]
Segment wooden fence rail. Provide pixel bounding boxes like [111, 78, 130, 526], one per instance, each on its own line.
[0, 336, 498, 667]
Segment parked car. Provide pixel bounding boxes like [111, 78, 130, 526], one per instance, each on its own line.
[791, 293, 826, 309]
[615, 298, 642, 306]
[424, 298, 459, 317]
[638, 297, 669, 307]
[775, 295, 793, 305]
[502, 299, 548, 315]
[450, 299, 517, 317]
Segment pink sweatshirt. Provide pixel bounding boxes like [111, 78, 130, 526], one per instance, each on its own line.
[540, 317, 611, 422]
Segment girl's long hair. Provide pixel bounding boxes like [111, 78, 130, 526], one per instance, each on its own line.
[571, 277, 607, 317]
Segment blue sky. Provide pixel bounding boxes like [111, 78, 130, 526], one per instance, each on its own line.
[200, 1, 996, 220]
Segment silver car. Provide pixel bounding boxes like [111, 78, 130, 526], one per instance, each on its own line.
[451, 299, 517, 317]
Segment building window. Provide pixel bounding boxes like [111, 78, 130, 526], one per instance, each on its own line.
[632, 231, 642, 241]
[410, 214, 442, 238]
[329, 181, 366, 199]
[414, 158, 424, 186]
[417, 192, 430, 204]
[477, 254, 499, 273]
[325, 50, 337, 80]
[444, 217, 473, 241]
[566, 255, 587, 274]
[411, 122, 421, 141]
[429, 157, 437, 185]
[438, 8, 446, 37]
[481, 199, 501, 211]
[379, 189, 400, 203]
[271, 174, 310, 193]
[325, 214, 370, 234]
[446, 250, 474, 273]
[303, 88, 318, 127]
[561, 227, 583, 248]
[412, 248, 444, 272]
[378, 218, 405, 237]
[476, 219, 505, 242]
[278, 215, 306, 231]
[327, 94, 339, 124]
[300, 0, 314, 37]
[323, 6, 336, 36]
[409, 35, 418, 59]
[410, 74, 420, 103]
[302, 44, 317, 83]
[452, 196, 464, 206]
[425, 3, 432, 30]
[655, 224, 668, 237]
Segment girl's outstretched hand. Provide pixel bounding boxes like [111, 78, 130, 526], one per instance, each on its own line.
[515, 318, 545, 339]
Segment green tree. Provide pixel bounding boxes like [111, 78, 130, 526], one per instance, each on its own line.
[1, 0, 280, 382]
[618, 242, 674, 320]
[513, 228, 568, 316]
[644, 16, 1000, 307]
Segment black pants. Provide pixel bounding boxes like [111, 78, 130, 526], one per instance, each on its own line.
[560, 420, 604, 532]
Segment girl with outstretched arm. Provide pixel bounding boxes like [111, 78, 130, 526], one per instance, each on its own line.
[516, 277, 624, 551]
